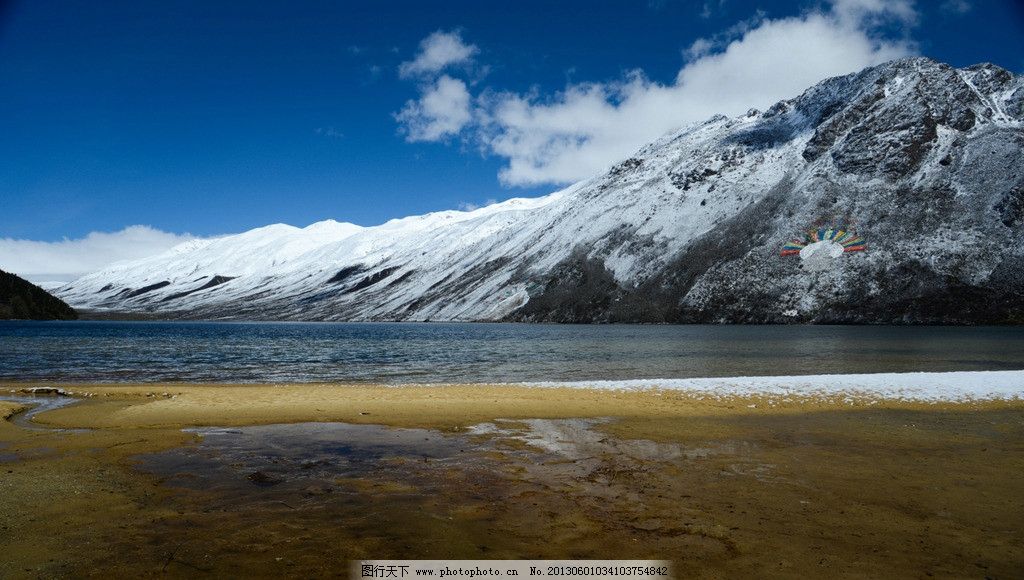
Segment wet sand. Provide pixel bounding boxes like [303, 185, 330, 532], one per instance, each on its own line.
[1, 383, 1022, 578]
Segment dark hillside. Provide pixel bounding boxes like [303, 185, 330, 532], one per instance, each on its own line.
[0, 270, 78, 320]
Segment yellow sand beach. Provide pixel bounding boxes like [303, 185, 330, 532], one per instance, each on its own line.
[2, 383, 1023, 578]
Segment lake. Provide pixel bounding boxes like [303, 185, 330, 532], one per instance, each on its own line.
[2, 321, 1023, 383]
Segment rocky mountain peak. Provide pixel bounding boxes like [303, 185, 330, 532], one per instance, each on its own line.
[57, 58, 1024, 324]
[767, 57, 1019, 180]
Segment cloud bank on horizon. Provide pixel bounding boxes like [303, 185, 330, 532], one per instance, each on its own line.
[396, 0, 919, 186]
[0, 226, 197, 285]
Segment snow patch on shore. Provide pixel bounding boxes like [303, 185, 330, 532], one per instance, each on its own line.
[521, 370, 1024, 402]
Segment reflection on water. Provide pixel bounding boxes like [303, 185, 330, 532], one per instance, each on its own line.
[2, 321, 1024, 383]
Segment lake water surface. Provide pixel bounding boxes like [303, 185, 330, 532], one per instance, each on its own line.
[2, 321, 1023, 383]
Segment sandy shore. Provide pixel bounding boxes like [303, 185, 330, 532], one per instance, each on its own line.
[5, 380, 1022, 433]
[1, 382, 1023, 578]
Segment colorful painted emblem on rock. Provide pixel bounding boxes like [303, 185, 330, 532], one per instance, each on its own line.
[781, 223, 866, 272]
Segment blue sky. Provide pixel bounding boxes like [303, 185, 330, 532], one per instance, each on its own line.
[1, 0, 1022, 280]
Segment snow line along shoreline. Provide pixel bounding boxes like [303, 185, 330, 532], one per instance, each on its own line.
[515, 370, 1024, 403]
[5, 370, 1024, 404]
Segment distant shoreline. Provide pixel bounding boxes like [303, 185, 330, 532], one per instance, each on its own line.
[18, 312, 1024, 326]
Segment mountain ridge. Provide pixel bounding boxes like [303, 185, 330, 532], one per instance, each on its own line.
[57, 57, 1024, 323]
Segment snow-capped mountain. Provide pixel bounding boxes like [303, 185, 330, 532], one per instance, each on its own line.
[58, 57, 1024, 323]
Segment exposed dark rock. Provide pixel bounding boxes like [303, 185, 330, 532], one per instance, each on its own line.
[162, 275, 236, 302]
[327, 265, 367, 285]
[343, 267, 401, 294]
[18, 387, 70, 396]
[386, 270, 416, 287]
[609, 158, 643, 175]
[512, 248, 621, 323]
[124, 281, 171, 299]
[995, 187, 1024, 228]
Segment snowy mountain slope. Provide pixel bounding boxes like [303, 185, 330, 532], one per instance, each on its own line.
[57, 57, 1024, 323]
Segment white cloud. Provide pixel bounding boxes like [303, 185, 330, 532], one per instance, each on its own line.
[940, 0, 971, 15]
[0, 226, 196, 284]
[398, 30, 478, 78]
[683, 11, 766, 62]
[395, 75, 473, 142]
[684, 38, 715, 61]
[830, 0, 917, 26]
[458, 198, 498, 212]
[700, 0, 727, 19]
[314, 126, 344, 138]
[395, 1, 918, 186]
